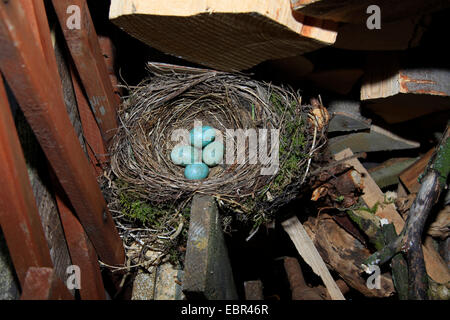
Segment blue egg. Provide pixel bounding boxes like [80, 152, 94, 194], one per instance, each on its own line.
[184, 163, 209, 180]
[170, 145, 200, 166]
[202, 141, 224, 167]
[189, 126, 216, 148]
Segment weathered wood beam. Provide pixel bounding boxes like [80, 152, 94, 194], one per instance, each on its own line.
[328, 124, 419, 154]
[361, 52, 450, 124]
[109, 0, 338, 71]
[0, 0, 125, 266]
[183, 195, 238, 300]
[52, 0, 118, 145]
[0, 76, 53, 285]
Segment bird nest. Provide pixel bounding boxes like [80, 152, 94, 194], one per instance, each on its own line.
[103, 63, 327, 267]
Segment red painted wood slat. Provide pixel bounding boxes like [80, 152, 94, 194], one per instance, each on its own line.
[0, 0, 125, 267]
[0, 76, 53, 286]
[20, 267, 74, 300]
[52, 0, 119, 145]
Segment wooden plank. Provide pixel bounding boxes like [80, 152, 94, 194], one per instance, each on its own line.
[183, 195, 238, 300]
[291, 0, 450, 23]
[0, 76, 53, 285]
[327, 99, 371, 133]
[399, 148, 435, 193]
[368, 158, 418, 189]
[361, 52, 450, 124]
[328, 124, 419, 154]
[335, 148, 450, 284]
[20, 267, 73, 300]
[54, 180, 106, 300]
[109, 0, 337, 71]
[52, 0, 118, 145]
[0, 0, 125, 266]
[282, 216, 345, 300]
[98, 36, 122, 103]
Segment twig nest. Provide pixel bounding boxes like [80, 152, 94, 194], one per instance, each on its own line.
[184, 163, 210, 180]
[109, 63, 327, 224]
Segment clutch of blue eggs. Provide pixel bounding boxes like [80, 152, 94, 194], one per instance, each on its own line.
[170, 126, 224, 180]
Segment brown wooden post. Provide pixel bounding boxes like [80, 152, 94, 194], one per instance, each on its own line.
[0, 0, 125, 266]
[52, 0, 119, 145]
[0, 76, 53, 285]
[20, 267, 74, 300]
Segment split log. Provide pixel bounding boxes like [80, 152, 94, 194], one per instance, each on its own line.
[347, 210, 409, 299]
[368, 158, 418, 189]
[327, 100, 371, 133]
[282, 216, 345, 300]
[361, 52, 450, 124]
[335, 148, 450, 292]
[303, 214, 395, 297]
[290, 0, 450, 24]
[328, 125, 419, 154]
[109, 0, 338, 71]
[400, 148, 435, 194]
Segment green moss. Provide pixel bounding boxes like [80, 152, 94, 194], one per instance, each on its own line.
[119, 192, 167, 225]
[432, 134, 450, 187]
[357, 201, 380, 215]
[267, 93, 308, 197]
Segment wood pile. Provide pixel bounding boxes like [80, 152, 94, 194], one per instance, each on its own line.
[0, 0, 449, 302]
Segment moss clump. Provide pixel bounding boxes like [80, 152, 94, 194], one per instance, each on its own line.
[268, 93, 308, 197]
[119, 192, 169, 225]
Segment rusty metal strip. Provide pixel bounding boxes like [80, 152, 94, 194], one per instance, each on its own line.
[0, 0, 125, 266]
[0, 75, 53, 285]
[52, 0, 118, 145]
[20, 267, 74, 300]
